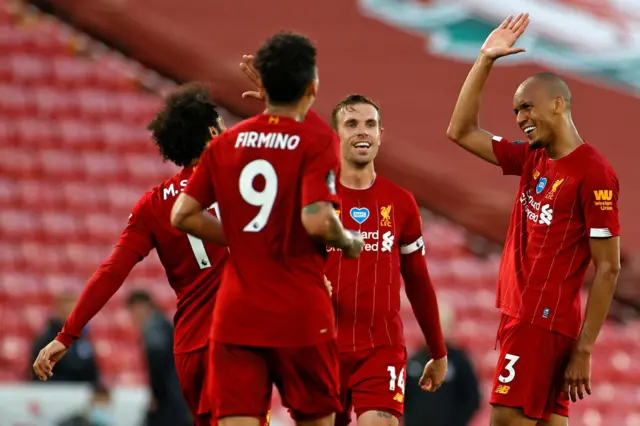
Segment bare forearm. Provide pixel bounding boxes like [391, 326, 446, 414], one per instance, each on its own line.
[174, 211, 226, 245]
[302, 203, 355, 250]
[322, 212, 355, 250]
[448, 54, 495, 137]
[577, 267, 619, 352]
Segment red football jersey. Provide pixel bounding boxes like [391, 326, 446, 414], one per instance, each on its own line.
[324, 176, 426, 352]
[492, 137, 620, 339]
[184, 111, 341, 348]
[122, 166, 228, 353]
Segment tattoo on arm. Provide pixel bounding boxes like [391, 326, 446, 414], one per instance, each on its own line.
[303, 202, 351, 249]
[303, 202, 322, 214]
[375, 411, 394, 419]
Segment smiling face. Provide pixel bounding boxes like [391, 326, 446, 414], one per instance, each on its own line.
[513, 78, 567, 150]
[334, 103, 382, 167]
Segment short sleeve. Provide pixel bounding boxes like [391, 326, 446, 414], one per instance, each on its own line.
[400, 194, 425, 256]
[580, 165, 620, 238]
[118, 195, 154, 258]
[492, 136, 529, 176]
[301, 132, 341, 207]
[184, 144, 217, 208]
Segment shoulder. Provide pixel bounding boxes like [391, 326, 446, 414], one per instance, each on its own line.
[302, 110, 336, 142]
[570, 145, 618, 191]
[131, 188, 155, 217]
[583, 144, 617, 176]
[378, 176, 417, 206]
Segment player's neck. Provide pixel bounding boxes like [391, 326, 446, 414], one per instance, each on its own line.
[340, 164, 376, 190]
[264, 105, 307, 122]
[547, 123, 583, 160]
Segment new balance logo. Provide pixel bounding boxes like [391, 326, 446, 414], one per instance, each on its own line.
[381, 231, 394, 252]
[495, 385, 511, 395]
[594, 190, 612, 201]
[538, 204, 553, 226]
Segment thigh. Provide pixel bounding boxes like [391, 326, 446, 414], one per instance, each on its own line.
[335, 351, 362, 426]
[211, 343, 272, 419]
[351, 346, 407, 420]
[175, 348, 209, 417]
[272, 339, 342, 422]
[490, 315, 572, 423]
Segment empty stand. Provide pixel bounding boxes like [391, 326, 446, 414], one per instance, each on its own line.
[0, 3, 638, 425]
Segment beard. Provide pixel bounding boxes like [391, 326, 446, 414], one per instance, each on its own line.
[529, 139, 545, 150]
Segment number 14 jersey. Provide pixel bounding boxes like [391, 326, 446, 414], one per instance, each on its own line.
[184, 111, 341, 348]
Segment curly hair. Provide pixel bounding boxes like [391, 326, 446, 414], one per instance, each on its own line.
[147, 82, 222, 167]
[255, 31, 316, 106]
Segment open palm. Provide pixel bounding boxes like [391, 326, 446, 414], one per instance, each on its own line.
[481, 13, 530, 59]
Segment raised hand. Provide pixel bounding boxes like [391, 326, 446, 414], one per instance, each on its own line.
[239, 55, 265, 101]
[481, 13, 530, 60]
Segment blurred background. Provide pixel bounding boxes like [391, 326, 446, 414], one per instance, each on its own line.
[1, 0, 639, 425]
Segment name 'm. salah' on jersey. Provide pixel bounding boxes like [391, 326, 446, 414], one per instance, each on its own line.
[184, 110, 341, 348]
[120, 166, 228, 353]
[58, 166, 228, 355]
[492, 137, 620, 339]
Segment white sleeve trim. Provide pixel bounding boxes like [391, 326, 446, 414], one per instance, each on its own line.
[590, 228, 613, 238]
[492, 135, 503, 142]
[400, 236, 425, 255]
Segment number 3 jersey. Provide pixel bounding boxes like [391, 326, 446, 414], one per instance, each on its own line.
[58, 165, 228, 355]
[324, 176, 426, 352]
[184, 111, 341, 348]
[492, 137, 620, 340]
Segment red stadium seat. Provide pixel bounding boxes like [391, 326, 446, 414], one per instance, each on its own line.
[2, 9, 637, 423]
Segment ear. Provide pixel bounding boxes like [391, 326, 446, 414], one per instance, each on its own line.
[553, 96, 565, 114]
[209, 126, 219, 138]
[378, 127, 384, 145]
[305, 79, 318, 98]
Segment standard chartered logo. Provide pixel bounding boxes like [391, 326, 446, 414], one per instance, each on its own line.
[539, 204, 553, 225]
[381, 231, 394, 252]
[327, 230, 395, 253]
[519, 191, 554, 226]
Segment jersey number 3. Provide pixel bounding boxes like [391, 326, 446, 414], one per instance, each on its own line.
[498, 353, 520, 384]
[239, 159, 278, 232]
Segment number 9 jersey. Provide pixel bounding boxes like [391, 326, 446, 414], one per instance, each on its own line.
[184, 111, 341, 348]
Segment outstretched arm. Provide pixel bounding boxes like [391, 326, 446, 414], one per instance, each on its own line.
[446, 13, 529, 165]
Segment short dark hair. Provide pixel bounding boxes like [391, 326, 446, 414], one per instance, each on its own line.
[126, 290, 153, 307]
[528, 72, 572, 110]
[331, 94, 382, 130]
[147, 82, 222, 167]
[254, 31, 316, 106]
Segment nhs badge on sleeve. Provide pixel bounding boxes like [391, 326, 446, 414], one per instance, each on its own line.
[535, 177, 547, 194]
[350, 207, 370, 224]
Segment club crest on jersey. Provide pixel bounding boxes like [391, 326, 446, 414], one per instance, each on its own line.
[380, 204, 392, 227]
[546, 178, 565, 200]
[350, 207, 370, 224]
[535, 177, 547, 194]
